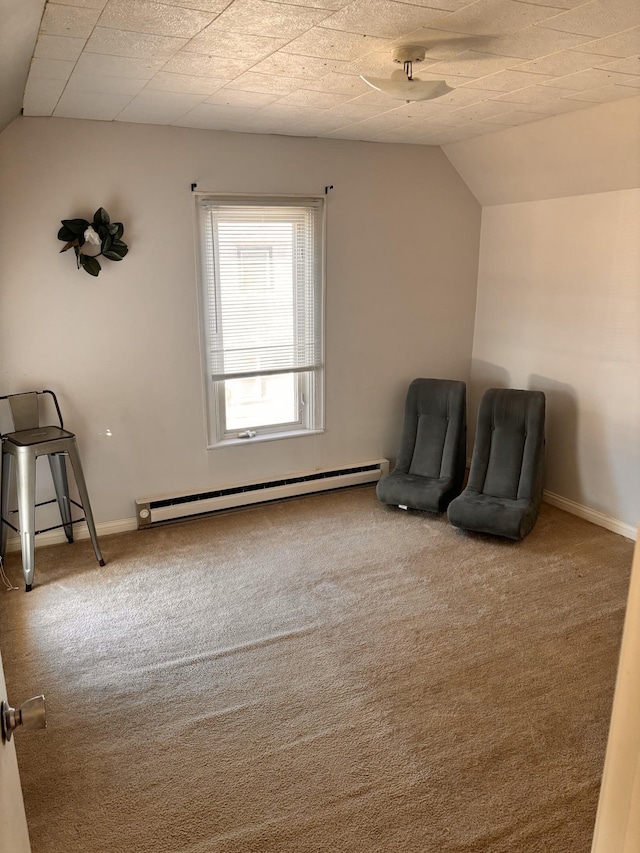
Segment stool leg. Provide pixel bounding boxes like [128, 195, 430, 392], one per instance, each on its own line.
[48, 452, 74, 543]
[16, 449, 36, 592]
[1, 451, 12, 562]
[66, 441, 105, 567]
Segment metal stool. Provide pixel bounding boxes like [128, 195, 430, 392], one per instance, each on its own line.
[0, 390, 105, 591]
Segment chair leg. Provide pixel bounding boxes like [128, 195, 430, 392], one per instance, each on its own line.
[48, 452, 74, 543]
[66, 441, 105, 567]
[16, 450, 36, 592]
[1, 451, 12, 562]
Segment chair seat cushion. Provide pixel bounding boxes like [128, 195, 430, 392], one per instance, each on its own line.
[447, 491, 539, 541]
[376, 471, 457, 514]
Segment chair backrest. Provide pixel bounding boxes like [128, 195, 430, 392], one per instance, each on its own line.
[396, 378, 466, 483]
[0, 390, 64, 435]
[468, 388, 545, 500]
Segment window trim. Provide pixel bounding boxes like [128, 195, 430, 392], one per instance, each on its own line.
[195, 193, 325, 449]
[215, 370, 307, 441]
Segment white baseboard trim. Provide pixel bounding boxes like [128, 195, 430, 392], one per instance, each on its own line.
[543, 491, 636, 541]
[4, 517, 138, 552]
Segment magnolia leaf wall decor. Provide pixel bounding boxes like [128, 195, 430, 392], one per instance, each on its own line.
[58, 207, 128, 277]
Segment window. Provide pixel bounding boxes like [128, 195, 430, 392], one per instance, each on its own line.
[198, 196, 325, 446]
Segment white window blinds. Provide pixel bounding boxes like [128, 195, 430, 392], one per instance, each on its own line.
[199, 196, 324, 382]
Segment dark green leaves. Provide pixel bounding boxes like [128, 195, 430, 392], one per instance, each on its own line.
[78, 255, 101, 276]
[103, 240, 128, 261]
[60, 218, 89, 236]
[93, 207, 110, 228]
[58, 225, 79, 243]
[58, 207, 128, 277]
[107, 222, 124, 241]
[97, 225, 112, 252]
[59, 218, 89, 246]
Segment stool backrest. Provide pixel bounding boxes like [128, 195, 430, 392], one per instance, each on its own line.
[8, 393, 40, 431]
[0, 390, 64, 436]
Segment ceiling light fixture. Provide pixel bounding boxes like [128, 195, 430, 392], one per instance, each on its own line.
[360, 45, 452, 104]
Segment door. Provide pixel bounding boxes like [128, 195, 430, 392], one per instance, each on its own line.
[592, 528, 640, 852]
[0, 645, 32, 853]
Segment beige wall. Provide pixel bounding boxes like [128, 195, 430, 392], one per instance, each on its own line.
[471, 189, 640, 530]
[442, 96, 640, 535]
[0, 116, 481, 525]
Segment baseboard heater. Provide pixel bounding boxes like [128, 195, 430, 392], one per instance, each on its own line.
[135, 459, 389, 529]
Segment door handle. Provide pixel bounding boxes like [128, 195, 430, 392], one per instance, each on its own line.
[1, 696, 46, 743]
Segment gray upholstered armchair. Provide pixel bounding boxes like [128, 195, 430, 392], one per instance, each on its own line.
[377, 378, 467, 513]
[447, 388, 546, 540]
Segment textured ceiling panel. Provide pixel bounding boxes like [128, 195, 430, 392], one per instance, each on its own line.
[19, 0, 640, 145]
[98, 0, 217, 38]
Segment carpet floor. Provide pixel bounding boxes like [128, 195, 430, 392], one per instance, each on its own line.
[0, 486, 634, 853]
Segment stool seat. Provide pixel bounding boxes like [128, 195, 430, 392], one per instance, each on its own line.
[4, 426, 75, 447]
[1, 390, 104, 591]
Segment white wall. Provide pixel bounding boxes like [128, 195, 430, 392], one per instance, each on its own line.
[441, 97, 640, 535]
[471, 189, 640, 531]
[0, 117, 480, 525]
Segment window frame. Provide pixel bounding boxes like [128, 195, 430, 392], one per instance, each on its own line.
[196, 193, 325, 449]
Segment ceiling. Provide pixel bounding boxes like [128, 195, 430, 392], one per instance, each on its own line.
[15, 0, 640, 144]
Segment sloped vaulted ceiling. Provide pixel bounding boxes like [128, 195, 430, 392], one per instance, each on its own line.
[442, 93, 640, 203]
[0, 0, 46, 134]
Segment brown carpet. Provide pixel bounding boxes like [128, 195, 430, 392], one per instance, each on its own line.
[0, 487, 634, 853]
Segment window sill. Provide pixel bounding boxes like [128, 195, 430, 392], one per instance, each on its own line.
[208, 428, 324, 450]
